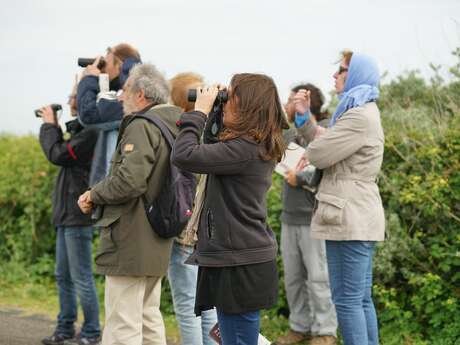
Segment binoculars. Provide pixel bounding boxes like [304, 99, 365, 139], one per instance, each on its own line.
[187, 89, 228, 103]
[34, 104, 62, 118]
[77, 57, 106, 70]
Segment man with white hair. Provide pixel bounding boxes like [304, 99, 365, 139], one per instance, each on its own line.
[78, 63, 182, 345]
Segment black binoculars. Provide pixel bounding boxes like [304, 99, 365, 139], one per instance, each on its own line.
[77, 57, 106, 70]
[34, 104, 62, 118]
[187, 89, 228, 103]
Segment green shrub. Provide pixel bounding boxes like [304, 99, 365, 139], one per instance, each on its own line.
[0, 135, 57, 265]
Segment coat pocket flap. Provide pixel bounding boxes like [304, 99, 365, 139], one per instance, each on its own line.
[94, 212, 121, 228]
[316, 193, 346, 209]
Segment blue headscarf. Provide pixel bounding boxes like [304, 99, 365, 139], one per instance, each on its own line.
[329, 53, 380, 127]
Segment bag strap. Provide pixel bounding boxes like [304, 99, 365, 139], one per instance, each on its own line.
[136, 113, 176, 149]
[135, 113, 178, 208]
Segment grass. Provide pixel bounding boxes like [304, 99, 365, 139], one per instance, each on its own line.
[0, 261, 180, 342]
[0, 274, 290, 343]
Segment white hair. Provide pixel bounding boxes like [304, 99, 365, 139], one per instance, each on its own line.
[129, 63, 169, 105]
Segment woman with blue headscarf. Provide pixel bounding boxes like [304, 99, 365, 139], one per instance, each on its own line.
[294, 51, 384, 345]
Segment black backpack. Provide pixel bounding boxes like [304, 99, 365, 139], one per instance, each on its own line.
[137, 113, 197, 238]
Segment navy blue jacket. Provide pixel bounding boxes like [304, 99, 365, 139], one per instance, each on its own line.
[76, 58, 141, 185]
[77, 76, 124, 125]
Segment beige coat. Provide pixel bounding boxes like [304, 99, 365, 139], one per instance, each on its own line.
[297, 102, 385, 241]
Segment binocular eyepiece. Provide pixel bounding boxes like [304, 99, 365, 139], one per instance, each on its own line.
[187, 89, 228, 103]
[77, 57, 106, 70]
[35, 104, 62, 118]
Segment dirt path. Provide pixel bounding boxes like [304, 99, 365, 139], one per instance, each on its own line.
[0, 307, 178, 345]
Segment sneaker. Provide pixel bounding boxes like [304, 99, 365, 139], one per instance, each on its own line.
[63, 334, 101, 345]
[273, 329, 311, 345]
[309, 335, 337, 345]
[42, 333, 75, 345]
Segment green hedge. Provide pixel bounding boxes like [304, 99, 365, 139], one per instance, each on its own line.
[1, 50, 460, 344]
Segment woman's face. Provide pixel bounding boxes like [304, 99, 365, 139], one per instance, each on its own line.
[223, 87, 238, 127]
[333, 58, 349, 94]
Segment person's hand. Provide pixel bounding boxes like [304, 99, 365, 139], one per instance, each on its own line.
[78, 191, 93, 214]
[293, 89, 311, 115]
[285, 169, 298, 187]
[194, 85, 220, 116]
[296, 154, 309, 171]
[81, 56, 102, 78]
[40, 106, 57, 125]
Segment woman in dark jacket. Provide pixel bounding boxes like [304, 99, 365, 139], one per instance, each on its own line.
[172, 73, 289, 345]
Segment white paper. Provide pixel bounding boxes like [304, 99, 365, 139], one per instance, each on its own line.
[258, 334, 271, 345]
[275, 142, 306, 176]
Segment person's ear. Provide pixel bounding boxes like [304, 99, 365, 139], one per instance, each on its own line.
[138, 89, 146, 102]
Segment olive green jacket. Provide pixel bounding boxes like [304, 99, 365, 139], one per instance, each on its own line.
[90, 104, 182, 276]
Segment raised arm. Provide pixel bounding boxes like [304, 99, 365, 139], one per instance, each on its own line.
[77, 76, 124, 125]
[172, 111, 253, 175]
[305, 109, 367, 169]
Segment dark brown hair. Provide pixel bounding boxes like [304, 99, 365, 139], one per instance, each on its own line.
[220, 73, 289, 162]
[170, 72, 204, 112]
[291, 83, 329, 121]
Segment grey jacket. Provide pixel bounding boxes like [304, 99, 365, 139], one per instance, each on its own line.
[297, 102, 385, 241]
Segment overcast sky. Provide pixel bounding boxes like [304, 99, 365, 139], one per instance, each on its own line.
[1, 0, 459, 135]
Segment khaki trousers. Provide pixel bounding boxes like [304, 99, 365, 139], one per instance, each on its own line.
[101, 275, 166, 345]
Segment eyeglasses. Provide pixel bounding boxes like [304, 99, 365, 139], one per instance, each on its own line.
[338, 66, 348, 75]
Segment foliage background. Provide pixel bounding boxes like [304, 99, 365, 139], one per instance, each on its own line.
[1, 50, 460, 344]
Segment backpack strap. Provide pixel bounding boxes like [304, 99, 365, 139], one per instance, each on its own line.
[135, 113, 176, 149]
[135, 113, 179, 207]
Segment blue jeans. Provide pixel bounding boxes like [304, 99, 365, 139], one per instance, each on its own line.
[216, 310, 260, 345]
[326, 240, 378, 345]
[55, 226, 100, 338]
[168, 242, 217, 345]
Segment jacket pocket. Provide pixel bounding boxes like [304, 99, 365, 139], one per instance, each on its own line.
[95, 218, 120, 266]
[315, 193, 347, 226]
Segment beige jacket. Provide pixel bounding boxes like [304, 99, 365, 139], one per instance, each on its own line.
[297, 102, 385, 241]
